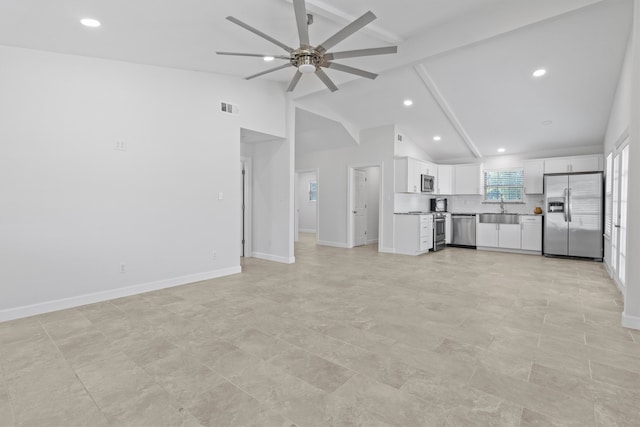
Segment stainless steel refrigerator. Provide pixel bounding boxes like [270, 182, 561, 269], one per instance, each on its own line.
[543, 172, 603, 260]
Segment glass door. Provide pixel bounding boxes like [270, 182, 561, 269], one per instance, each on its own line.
[609, 138, 629, 289]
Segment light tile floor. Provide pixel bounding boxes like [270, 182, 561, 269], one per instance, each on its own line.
[1, 233, 639, 426]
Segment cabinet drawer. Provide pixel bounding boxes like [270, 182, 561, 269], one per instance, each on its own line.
[419, 238, 431, 251]
[520, 216, 542, 224]
[420, 223, 431, 236]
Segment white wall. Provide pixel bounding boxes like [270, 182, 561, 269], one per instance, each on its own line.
[622, 0, 640, 330]
[296, 171, 317, 233]
[0, 46, 287, 320]
[296, 125, 395, 251]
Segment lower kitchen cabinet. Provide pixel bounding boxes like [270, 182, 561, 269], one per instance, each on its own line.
[520, 216, 543, 252]
[394, 214, 433, 255]
[498, 224, 521, 249]
[477, 223, 499, 247]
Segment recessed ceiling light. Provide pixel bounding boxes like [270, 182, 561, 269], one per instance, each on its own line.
[263, 56, 275, 62]
[403, 99, 413, 107]
[80, 18, 101, 28]
[497, 148, 506, 153]
[433, 136, 441, 141]
[532, 68, 547, 78]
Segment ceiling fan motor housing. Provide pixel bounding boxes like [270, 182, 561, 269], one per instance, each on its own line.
[292, 48, 322, 73]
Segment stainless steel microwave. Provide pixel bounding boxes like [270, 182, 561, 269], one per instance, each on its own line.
[421, 174, 435, 193]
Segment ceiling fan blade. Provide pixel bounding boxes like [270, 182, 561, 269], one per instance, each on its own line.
[322, 62, 377, 80]
[226, 16, 294, 53]
[324, 46, 398, 61]
[315, 68, 339, 92]
[216, 52, 290, 59]
[287, 71, 303, 92]
[316, 11, 376, 53]
[245, 63, 292, 80]
[293, 0, 310, 46]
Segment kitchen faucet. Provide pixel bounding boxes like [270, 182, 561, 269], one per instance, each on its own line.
[500, 195, 506, 213]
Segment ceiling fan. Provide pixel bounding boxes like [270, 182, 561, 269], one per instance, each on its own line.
[216, 0, 398, 92]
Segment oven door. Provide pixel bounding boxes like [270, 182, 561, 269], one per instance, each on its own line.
[435, 218, 445, 239]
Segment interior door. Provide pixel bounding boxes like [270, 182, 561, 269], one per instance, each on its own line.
[353, 169, 367, 247]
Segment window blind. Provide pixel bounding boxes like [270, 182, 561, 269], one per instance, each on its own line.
[484, 169, 524, 201]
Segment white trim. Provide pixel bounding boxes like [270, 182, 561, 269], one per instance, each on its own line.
[621, 312, 640, 330]
[378, 247, 395, 254]
[252, 252, 295, 264]
[317, 240, 349, 248]
[0, 267, 241, 323]
[476, 247, 542, 255]
[366, 238, 379, 245]
[241, 156, 253, 258]
[299, 228, 317, 233]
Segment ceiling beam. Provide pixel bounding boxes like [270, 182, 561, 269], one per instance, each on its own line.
[414, 64, 482, 159]
[282, 0, 403, 44]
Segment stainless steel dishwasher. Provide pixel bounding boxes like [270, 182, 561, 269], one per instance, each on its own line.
[451, 214, 476, 248]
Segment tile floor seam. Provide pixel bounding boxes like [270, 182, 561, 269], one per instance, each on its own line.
[38, 318, 111, 426]
[0, 361, 17, 426]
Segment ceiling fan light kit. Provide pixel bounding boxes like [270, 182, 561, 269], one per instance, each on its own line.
[217, 0, 397, 92]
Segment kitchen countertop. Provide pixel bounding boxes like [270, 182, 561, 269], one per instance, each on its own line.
[394, 211, 434, 215]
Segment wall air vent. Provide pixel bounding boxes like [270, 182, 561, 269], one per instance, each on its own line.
[396, 133, 405, 142]
[220, 101, 240, 116]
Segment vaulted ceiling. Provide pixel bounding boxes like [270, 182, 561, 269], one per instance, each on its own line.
[0, 0, 633, 161]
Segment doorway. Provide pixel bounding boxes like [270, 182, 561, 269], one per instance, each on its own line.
[240, 157, 252, 258]
[295, 169, 319, 242]
[348, 165, 381, 248]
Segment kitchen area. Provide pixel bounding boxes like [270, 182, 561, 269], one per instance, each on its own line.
[393, 154, 604, 260]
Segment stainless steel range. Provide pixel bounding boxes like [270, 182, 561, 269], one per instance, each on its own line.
[432, 213, 446, 251]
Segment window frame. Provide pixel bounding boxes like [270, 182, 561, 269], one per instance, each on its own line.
[483, 167, 525, 203]
[308, 180, 317, 202]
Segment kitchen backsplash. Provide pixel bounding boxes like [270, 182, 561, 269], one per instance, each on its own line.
[395, 193, 545, 214]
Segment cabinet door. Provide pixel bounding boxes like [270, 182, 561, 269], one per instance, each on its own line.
[544, 158, 571, 174]
[454, 164, 482, 195]
[521, 219, 542, 251]
[571, 155, 602, 173]
[437, 165, 453, 195]
[408, 159, 419, 193]
[394, 158, 420, 193]
[498, 224, 521, 249]
[477, 223, 499, 247]
[445, 214, 452, 244]
[524, 159, 544, 194]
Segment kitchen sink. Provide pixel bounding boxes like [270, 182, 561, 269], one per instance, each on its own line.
[478, 213, 520, 224]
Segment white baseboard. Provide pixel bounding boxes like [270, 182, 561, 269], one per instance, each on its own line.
[252, 252, 295, 264]
[299, 228, 317, 233]
[366, 238, 379, 245]
[0, 266, 242, 323]
[378, 247, 396, 254]
[317, 240, 349, 248]
[622, 312, 640, 330]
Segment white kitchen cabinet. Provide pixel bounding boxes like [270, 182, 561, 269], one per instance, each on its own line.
[523, 159, 544, 194]
[477, 222, 521, 249]
[498, 224, 521, 249]
[453, 164, 483, 195]
[477, 223, 498, 247]
[437, 165, 453, 195]
[394, 157, 420, 193]
[520, 216, 542, 252]
[445, 213, 452, 244]
[544, 155, 603, 174]
[394, 214, 433, 255]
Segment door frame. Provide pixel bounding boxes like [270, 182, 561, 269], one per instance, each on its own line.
[347, 163, 382, 249]
[608, 135, 630, 294]
[295, 168, 319, 243]
[241, 156, 252, 258]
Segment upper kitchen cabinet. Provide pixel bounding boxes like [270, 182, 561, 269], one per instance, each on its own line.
[523, 159, 544, 194]
[394, 157, 421, 193]
[453, 164, 483, 195]
[544, 155, 603, 174]
[437, 165, 453, 195]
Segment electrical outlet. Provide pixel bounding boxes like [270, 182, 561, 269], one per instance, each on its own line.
[115, 141, 127, 151]
[120, 263, 126, 273]
[212, 252, 217, 260]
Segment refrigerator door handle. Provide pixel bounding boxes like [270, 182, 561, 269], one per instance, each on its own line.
[568, 188, 572, 222]
[563, 188, 569, 222]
